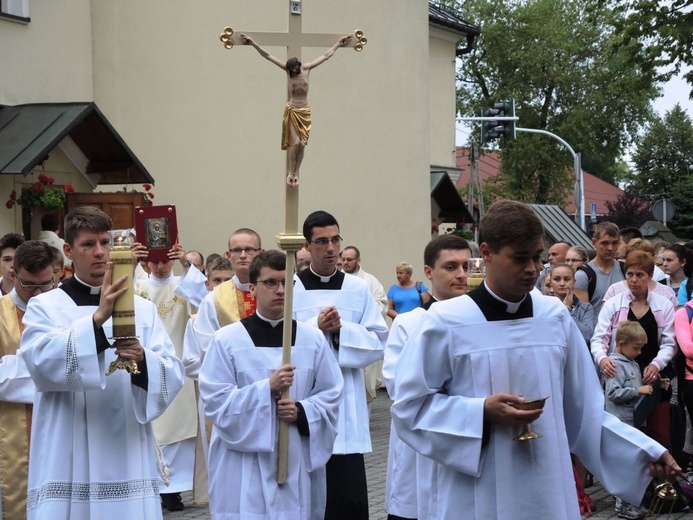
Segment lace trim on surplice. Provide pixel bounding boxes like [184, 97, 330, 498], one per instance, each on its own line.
[65, 323, 84, 390]
[27, 478, 159, 509]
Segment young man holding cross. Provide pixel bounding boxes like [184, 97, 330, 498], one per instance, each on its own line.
[240, 33, 351, 187]
[199, 250, 343, 519]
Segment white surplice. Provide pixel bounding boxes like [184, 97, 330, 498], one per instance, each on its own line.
[199, 317, 344, 520]
[293, 269, 388, 454]
[391, 289, 666, 520]
[20, 281, 185, 520]
[382, 307, 425, 519]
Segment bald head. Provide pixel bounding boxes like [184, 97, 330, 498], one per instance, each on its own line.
[548, 242, 571, 266]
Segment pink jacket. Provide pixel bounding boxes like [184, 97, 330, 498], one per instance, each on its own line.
[675, 301, 693, 380]
[591, 289, 676, 370]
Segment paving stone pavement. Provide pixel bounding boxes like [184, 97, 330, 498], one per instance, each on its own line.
[164, 388, 693, 519]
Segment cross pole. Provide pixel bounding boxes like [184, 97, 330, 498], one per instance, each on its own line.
[219, 3, 366, 485]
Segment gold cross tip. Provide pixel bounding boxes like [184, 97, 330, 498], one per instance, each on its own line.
[353, 30, 367, 52]
[220, 27, 234, 49]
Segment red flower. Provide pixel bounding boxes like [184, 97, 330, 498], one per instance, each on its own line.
[143, 184, 152, 191]
[432, 224, 439, 233]
[65, 185, 75, 193]
[5, 200, 13, 209]
[32, 183, 41, 191]
[46, 176, 55, 185]
[9, 190, 16, 201]
[38, 173, 48, 184]
[147, 192, 154, 199]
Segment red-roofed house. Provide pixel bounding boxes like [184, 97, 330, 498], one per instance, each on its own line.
[454, 147, 624, 220]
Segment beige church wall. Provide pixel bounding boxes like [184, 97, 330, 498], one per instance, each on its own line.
[90, 0, 437, 286]
[0, 0, 93, 105]
[429, 30, 459, 168]
[0, 0, 93, 235]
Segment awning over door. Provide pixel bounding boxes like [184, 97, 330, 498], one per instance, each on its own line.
[0, 102, 154, 185]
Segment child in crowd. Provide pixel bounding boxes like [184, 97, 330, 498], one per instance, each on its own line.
[605, 321, 661, 519]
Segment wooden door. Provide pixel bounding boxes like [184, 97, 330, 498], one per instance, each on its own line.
[66, 192, 145, 231]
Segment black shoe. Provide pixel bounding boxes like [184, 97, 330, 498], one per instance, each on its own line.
[161, 493, 185, 511]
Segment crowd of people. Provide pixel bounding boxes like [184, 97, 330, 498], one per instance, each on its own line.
[0, 202, 688, 520]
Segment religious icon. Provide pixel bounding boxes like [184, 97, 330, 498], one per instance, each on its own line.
[135, 205, 178, 262]
[145, 218, 171, 249]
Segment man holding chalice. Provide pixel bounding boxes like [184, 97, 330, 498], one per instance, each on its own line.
[391, 200, 680, 520]
[20, 206, 185, 520]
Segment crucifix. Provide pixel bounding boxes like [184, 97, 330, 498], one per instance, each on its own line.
[219, 2, 367, 485]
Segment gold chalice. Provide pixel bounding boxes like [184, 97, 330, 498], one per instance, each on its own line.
[511, 395, 549, 441]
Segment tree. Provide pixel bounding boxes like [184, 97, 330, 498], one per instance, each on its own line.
[450, 0, 659, 203]
[604, 188, 651, 229]
[630, 104, 693, 238]
[604, 0, 693, 97]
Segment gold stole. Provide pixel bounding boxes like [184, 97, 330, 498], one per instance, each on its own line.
[0, 295, 31, 520]
[214, 280, 255, 327]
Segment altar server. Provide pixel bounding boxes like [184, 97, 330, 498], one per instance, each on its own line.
[200, 250, 343, 519]
[0, 241, 56, 519]
[391, 200, 680, 520]
[20, 206, 185, 520]
[383, 235, 471, 520]
[293, 210, 388, 520]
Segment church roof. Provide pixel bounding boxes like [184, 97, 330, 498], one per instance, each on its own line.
[429, 1, 480, 36]
[528, 204, 594, 251]
[0, 102, 154, 185]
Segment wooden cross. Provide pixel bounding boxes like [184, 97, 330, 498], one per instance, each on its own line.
[219, 3, 366, 485]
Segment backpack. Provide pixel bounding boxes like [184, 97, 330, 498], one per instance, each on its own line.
[577, 261, 626, 301]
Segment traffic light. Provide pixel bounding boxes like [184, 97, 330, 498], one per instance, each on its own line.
[480, 100, 516, 145]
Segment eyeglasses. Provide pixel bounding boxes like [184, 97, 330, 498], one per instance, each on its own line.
[15, 272, 56, 292]
[341, 257, 357, 262]
[310, 236, 342, 246]
[228, 247, 260, 255]
[255, 279, 294, 289]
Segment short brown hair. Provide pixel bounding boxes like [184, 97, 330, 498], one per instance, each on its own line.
[478, 200, 543, 252]
[64, 206, 112, 246]
[593, 221, 620, 241]
[616, 320, 647, 345]
[624, 250, 654, 276]
[13, 240, 55, 273]
[249, 250, 286, 284]
[423, 235, 470, 267]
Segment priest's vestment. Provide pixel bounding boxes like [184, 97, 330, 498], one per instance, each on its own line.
[199, 314, 343, 520]
[187, 275, 256, 377]
[185, 274, 256, 504]
[20, 277, 185, 520]
[391, 285, 666, 520]
[0, 291, 35, 520]
[136, 273, 198, 492]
